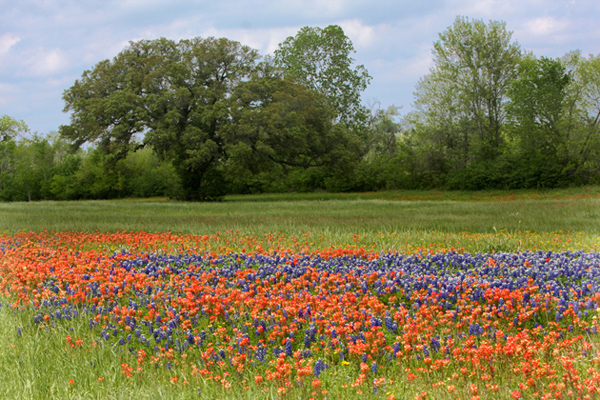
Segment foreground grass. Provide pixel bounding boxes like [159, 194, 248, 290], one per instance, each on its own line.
[2, 240, 600, 400]
[1, 187, 600, 399]
[0, 304, 271, 400]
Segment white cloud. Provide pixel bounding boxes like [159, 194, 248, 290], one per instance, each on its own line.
[80, 35, 133, 65]
[0, 83, 15, 106]
[309, 0, 345, 17]
[21, 48, 69, 76]
[368, 44, 434, 88]
[270, 0, 346, 19]
[0, 33, 20, 55]
[0, 82, 29, 115]
[119, 0, 164, 8]
[44, 75, 76, 87]
[524, 16, 568, 36]
[338, 19, 376, 48]
[399, 44, 435, 80]
[514, 15, 575, 53]
[446, 0, 515, 20]
[233, 27, 298, 54]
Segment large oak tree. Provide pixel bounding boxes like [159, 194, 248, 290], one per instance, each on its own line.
[60, 37, 259, 200]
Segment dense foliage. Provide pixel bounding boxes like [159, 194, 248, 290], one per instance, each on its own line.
[1, 18, 600, 201]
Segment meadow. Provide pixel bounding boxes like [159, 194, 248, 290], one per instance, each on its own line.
[1, 187, 600, 400]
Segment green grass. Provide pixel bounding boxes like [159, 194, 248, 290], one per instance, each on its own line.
[1, 187, 599, 254]
[1, 187, 599, 234]
[0, 304, 265, 400]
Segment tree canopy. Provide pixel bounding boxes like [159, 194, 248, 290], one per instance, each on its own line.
[60, 31, 366, 199]
[1, 115, 28, 142]
[412, 16, 522, 163]
[274, 25, 372, 125]
[61, 36, 261, 200]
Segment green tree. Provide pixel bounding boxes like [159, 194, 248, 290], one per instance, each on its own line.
[505, 56, 572, 187]
[412, 16, 522, 165]
[350, 104, 410, 191]
[0, 115, 28, 141]
[562, 51, 600, 181]
[13, 135, 56, 201]
[49, 152, 83, 200]
[507, 56, 570, 147]
[60, 37, 259, 200]
[69, 148, 121, 199]
[224, 75, 361, 192]
[363, 104, 402, 159]
[0, 116, 29, 200]
[273, 25, 372, 125]
[115, 147, 182, 198]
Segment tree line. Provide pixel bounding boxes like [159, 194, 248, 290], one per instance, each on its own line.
[1, 17, 599, 201]
[407, 17, 600, 190]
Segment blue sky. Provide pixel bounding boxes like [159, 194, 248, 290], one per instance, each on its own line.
[1, 0, 599, 134]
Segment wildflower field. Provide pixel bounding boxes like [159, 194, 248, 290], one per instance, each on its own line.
[1, 189, 600, 400]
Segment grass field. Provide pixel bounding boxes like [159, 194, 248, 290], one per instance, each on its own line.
[1, 187, 600, 400]
[1, 187, 599, 254]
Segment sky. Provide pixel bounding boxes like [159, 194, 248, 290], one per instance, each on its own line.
[1, 0, 599, 135]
